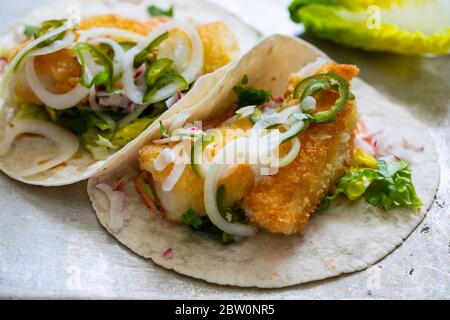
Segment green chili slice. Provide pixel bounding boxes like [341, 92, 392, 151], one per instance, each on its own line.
[191, 134, 215, 178]
[133, 32, 169, 67]
[249, 108, 263, 125]
[145, 58, 174, 87]
[35, 19, 68, 48]
[13, 19, 69, 72]
[293, 72, 351, 124]
[74, 43, 114, 92]
[143, 73, 188, 103]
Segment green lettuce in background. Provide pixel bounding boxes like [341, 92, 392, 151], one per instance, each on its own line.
[289, 0, 450, 55]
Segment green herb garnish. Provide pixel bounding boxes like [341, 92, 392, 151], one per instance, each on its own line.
[23, 25, 40, 37]
[181, 208, 236, 245]
[233, 75, 272, 108]
[147, 5, 174, 17]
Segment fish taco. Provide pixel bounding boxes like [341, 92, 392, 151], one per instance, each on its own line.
[0, 0, 261, 185]
[88, 35, 439, 288]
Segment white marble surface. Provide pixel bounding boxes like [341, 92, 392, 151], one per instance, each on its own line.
[0, 0, 449, 299]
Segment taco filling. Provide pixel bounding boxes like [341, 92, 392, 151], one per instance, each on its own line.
[120, 60, 422, 243]
[0, 10, 239, 177]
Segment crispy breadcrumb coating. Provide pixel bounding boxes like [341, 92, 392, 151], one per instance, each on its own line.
[245, 64, 360, 234]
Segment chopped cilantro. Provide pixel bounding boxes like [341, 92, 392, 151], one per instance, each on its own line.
[23, 25, 40, 37]
[233, 75, 271, 108]
[159, 120, 170, 138]
[148, 5, 174, 17]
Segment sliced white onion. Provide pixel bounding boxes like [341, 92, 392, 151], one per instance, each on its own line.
[158, 29, 191, 72]
[253, 114, 289, 130]
[236, 105, 256, 119]
[154, 147, 174, 171]
[278, 136, 300, 168]
[172, 127, 204, 138]
[153, 136, 182, 145]
[78, 27, 144, 43]
[162, 164, 186, 192]
[31, 32, 75, 58]
[25, 57, 89, 109]
[116, 104, 147, 128]
[88, 37, 125, 78]
[122, 21, 204, 105]
[203, 138, 256, 236]
[96, 183, 125, 232]
[280, 120, 307, 143]
[204, 162, 256, 237]
[169, 111, 191, 133]
[89, 88, 116, 129]
[0, 119, 79, 177]
[0, 23, 70, 96]
[165, 93, 179, 108]
[277, 104, 301, 119]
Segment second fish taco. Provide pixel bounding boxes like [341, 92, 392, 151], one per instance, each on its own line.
[88, 35, 439, 288]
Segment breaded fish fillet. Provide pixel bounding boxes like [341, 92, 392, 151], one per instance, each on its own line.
[139, 64, 359, 234]
[139, 118, 255, 222]
[245, 64, 359, 234]
[245, 92, 358, 234]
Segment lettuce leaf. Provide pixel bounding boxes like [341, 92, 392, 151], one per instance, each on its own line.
[319, 159, 422, 211]
[82, 128, 116, 160]
[110, 116, 156, 148]
[56, 109, 110, 135]
[365, 160, 423, 210]
[14, 104, 49, 120]
[181, 208, 235, 245]
[289, 0, 450, 55]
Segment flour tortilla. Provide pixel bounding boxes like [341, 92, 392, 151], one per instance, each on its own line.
[0, 0, 261, 186]
[88, 35, 440, 288]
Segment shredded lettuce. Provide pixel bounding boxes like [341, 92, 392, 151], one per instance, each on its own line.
[111, 116, 156, 148]
[181, 186, 247, 244]
[82, 128, 116, 160]
[319, 158, 422, 211]
[289, 0, 450, 55]
[181, 208, 235, 245]
[56, 109, 111, 135]
[14, 104, 49, 120]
